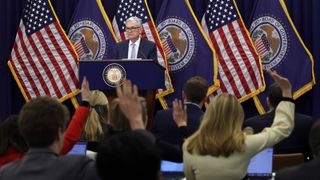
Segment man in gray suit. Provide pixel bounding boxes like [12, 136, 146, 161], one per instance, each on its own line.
[0, 96, 100, 180]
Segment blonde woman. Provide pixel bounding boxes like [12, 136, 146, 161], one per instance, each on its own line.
[173, 70, 294, 180]
[81, 90, 109, 141]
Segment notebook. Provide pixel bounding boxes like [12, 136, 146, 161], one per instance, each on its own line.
[161, 161, 184, 180]
[67, 141, 88, 155]
[247, 148, 274, 178]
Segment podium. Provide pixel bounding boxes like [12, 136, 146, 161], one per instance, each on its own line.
[79, 59, 165, 90]
[79, 59, 166, 128]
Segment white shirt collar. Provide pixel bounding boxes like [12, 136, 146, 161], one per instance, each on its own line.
[129, 37, 141, 46]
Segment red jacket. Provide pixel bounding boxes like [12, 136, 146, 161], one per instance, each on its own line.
[60, 106, 91, 155]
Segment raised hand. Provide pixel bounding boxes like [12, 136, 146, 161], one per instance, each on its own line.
[81, 76, 92, 101]
[172, 99, 187, 127]
[116, 80, 144, 130]
[267, 70, 292, 98]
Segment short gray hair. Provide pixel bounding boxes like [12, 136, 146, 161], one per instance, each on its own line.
[125, 16, 142, 27]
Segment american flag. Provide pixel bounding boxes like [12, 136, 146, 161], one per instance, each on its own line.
[74, 37, 90, 57]
[203, 0, 264, 101]
[112, 0, 173, 97]
[8, 0, 79, 101]
[254, 34, 270, 57]
[162, 36, 177, 57]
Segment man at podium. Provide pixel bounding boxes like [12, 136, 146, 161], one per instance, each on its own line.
[114, 16, 157, 61]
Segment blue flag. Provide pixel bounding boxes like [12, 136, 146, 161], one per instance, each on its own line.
[68, 0, 118, 61]
[67, 0, 118, 107]
[156, 0, 219, 108]
[249, 0, 315, 113]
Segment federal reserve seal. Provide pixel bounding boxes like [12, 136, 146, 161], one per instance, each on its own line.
[157, 17, 195, 72]
[250, 16, 288, 69]
[69, 19, 107, 61]
[102, 63, 126, 87]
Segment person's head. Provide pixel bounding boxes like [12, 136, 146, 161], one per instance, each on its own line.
[0, 115, 28, 155]
[309, 121, 320, 157]
[109, 97, 147, 130]
[125, 16, 142, 42]
[96, 131, 161, 180]
[182, 76, 208, 106]
[186, 93, 245, 157]
[19, 96, 69, 151]
[267, 83, 283, 110]
[83, 90, 109, 141]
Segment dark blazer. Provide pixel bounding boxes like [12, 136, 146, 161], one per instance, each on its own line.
[244, 111, 314, 156]
[151, 103, 203, 146]
[0, 148, 100, 180]
[115, 38, 157, 61]
[276, 156, 320, 180]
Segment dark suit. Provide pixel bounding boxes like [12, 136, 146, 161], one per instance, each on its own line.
[0, 148, 100, 180]
[151, 103, 203, 146]
[244, 112, 313, 156]
[115, 38, 157, 61]
[276, 156, 320, 180]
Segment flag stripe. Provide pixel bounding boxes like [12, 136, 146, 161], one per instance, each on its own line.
[19, 28, 48, 97]
[210, 32, 241, 97]
[50, 23, 78, 89]
[16, 27, 42, 97]
[228, 21, 259, 90]
[218, 61, 234, 94]
[237, 20, 261, 69]
[26, 34, 55, 97]
[34, 31, 68, 96]
[11, 50, 32, 100]
[30, 34, 63, 97]
[233, 20, 263, 88]
[222, 24, 253, 95]
[40, 27, 72, 93]
[54, 23, 78, 62]
[214, 28, 246, 96]
[219, 25, 252, 95]
[19, 27, 50, 97]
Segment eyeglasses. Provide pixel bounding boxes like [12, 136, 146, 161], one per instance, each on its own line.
[125, 26, 141, 31]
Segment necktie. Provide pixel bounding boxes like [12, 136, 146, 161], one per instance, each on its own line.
[130, 43, 136, 59]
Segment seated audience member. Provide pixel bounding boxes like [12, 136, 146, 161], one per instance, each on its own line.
[81, 90, 109, 142]
[0, 96, 100, 180]
[96, 131, 161, 180]
[276, 121, 320, 180]
[151, 76, 208, 146]
[0, 115, 28, 168]
[244, 84, 313, 157]
[179, 70, 295, 180]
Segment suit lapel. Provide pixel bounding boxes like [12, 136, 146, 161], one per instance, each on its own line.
[137, 38, 145, 59]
